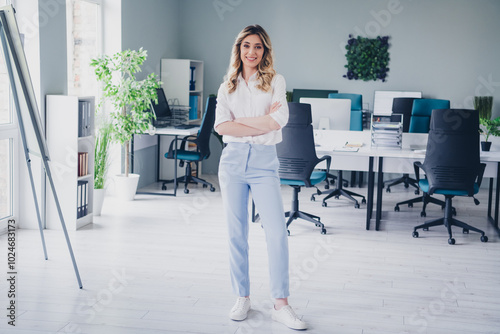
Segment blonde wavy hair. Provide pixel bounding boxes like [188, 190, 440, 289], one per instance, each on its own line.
[225, 24, 276, 94]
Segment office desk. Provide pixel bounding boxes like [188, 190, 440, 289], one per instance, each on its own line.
[134, 126, 200, 196]
[314, 130, 500, 235]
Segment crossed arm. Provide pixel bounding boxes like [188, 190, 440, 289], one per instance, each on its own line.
[215, 102, 282, 137]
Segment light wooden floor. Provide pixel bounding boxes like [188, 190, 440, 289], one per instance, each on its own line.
[1, 175, 499, 334]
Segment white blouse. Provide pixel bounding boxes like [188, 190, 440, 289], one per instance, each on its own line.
[214, 72, 289, 145]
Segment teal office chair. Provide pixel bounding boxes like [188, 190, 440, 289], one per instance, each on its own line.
[412, 109, 487, 245]
[163, 96, 216, 194]
[395, 98, 451, 216]
[277, 102, 331, 235]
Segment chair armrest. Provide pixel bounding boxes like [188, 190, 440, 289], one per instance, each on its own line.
[317, 155, 332, 174]
[167, 136, 198, 158]
[477, 163, 486, 188]
[413, 161, 423, 181]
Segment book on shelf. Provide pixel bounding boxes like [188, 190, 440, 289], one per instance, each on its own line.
[78, 152, 88, 177]
[189, 95, 198, 120]
[77, 180, 88, 218]
[78, 100, 92, 137]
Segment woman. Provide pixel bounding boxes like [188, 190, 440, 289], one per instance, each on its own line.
[214, 24, 307, 330]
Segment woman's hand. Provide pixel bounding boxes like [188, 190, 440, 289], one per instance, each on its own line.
[268, 101, 281, 115]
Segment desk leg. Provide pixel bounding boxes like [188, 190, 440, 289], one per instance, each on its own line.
[366, 157, 374, 230]
[375, 157, 384, 231]
[173, 135, 178, 196]
[488, 162, 500, 236]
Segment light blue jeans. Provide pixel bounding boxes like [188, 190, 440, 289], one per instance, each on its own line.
[218, 142, 290, 299]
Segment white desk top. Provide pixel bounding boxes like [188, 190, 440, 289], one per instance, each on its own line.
[153, 126, 200, 136]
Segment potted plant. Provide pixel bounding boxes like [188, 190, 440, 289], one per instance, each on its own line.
[91, 48, 161, 200]
[474, 96, 498, 151]
[93, 120, 112, 215]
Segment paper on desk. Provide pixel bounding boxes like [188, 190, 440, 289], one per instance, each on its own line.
[332, 146, 359, 152]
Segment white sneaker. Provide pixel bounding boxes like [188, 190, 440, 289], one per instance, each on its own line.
[229, 297, 251, 321]
[272, 305, 307, 330]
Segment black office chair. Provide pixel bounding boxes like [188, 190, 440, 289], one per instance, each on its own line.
[277, 102, 331, 235]
[411, 109, 487, 245]
[394, 99, 451, 216]
[385, 97, 420, 193]
[163, 96, 216, 194]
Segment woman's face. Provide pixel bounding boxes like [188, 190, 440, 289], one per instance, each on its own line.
[240, 34, 264, 71]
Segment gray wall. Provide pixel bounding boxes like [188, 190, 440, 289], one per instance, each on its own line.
[179, 0, 500, 111]
[121, 0, 181, 188]
[179, 0, 500, 174]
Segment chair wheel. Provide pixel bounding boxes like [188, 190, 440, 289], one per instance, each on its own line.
[448, 238, 455, 245]
[321, 228, 327, 235]
[324, 184, 330, 190]
[481, 235, 488, 242]
[322, 202, 327, 207]
[311, 195, 316, 202]
[184, 189, 189, 194]
[361, 198, 366, 204]
[354, 203, 360, 209]
[343, 181, 349, 187]
[408, 203, 413, 208]
[423, 227, 429, 231]
[404, 183, 409, 188]
[420, 211, 426, 217]
[394, 206, 400, 212]
[162, 185, 167, 191]
[334, 195, 339, 200]
[287, 230, 290, 236]
[210, 187, 216, 192]
[412, 231, 419, 238]
[203, 184, 207, 188]
[386, 187, 391, 193]
[415, 189, 420, 195]
[463, 229, 469, 234]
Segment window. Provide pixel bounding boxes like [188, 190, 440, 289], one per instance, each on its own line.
[67, 0, 102, 97]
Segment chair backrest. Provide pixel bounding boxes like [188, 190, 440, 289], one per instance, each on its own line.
[392, 97, 419, 132]
[196, 96, 216, 159]
[329, 93, 363, 131]
[276, 102, 321, 187]
[291, 89, 338, 103]
[409, 99, 450, 133]
[423, 109, 480, 195]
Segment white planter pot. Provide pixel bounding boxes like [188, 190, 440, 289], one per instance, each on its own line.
[114, 174, 140, 201]
[93, 188, 106, 216]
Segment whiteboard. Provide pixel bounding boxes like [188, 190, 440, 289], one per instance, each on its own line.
[0, 5, 48, 158]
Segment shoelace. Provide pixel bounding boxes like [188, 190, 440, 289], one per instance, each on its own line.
[233, 298, 248, 312]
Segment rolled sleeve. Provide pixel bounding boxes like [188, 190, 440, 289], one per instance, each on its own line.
[214, 84, 233, 131]
[269, 74, 289, 128]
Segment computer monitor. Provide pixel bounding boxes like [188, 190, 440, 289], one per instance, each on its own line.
[151, 88, 172, 119]
[292, 89, 338, 103]
[300, 98, 351, 130]
[372, 90, 422, 115]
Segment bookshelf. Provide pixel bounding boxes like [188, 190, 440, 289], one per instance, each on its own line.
[161, 59, 204, 123]
[46, 95, 95, 230]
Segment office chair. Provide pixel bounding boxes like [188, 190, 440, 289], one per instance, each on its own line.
[277, 102, 331, 235]
[411, 109, 487, 245]
[292, 89, 346, 189]
[162, 96, 216, 194]
[329, 93, 364, 187]
[385, 97, 420, 193]
[394, 98, 451, 216]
